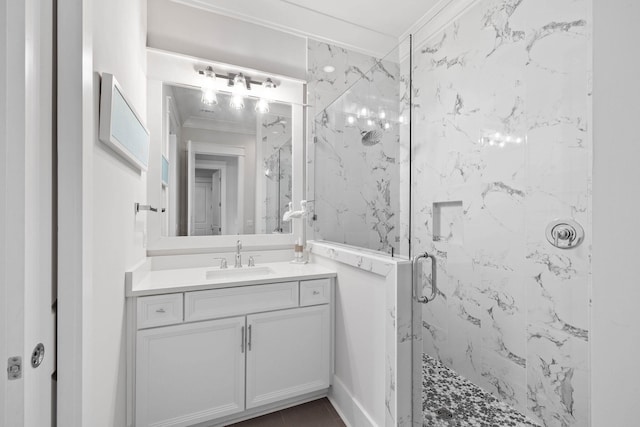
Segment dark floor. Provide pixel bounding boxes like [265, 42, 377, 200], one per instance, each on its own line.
[227, 398, 345, 427]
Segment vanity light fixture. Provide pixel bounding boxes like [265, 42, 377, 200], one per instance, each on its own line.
[229, 73, 247, 109]
[232, 73, 248, 92]
[196, 67, 279, 111]
[255, 78, 275, 113]
[200, 66, 218, 106]
[263, 78, 276, 89]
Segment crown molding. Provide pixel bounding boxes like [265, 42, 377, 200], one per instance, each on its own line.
[182, 117, 257, 135]
[170, 0, 398, 58]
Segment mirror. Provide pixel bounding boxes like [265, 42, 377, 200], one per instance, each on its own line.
[145, 50, 305, 251]
[160, 84, 293, 237]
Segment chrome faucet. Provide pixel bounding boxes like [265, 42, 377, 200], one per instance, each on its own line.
[235, 240, 243, 268]
[213, 257, 228, 269]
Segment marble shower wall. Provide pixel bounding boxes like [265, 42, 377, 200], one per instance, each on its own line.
[412, 0, 591, 426]
[258, 112, 292, 234]
[308, 39, 410, 256]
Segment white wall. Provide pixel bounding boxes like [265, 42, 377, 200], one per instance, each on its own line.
[311, 256, 386, 426]
[591, 0, 640, 424]
[88, 0, 147, 425]
[147, 0, 307, 80]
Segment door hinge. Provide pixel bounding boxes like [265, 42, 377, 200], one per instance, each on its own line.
[7, 356, 22, 380]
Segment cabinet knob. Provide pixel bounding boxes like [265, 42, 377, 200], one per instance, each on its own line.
[312, 290, 320, 295]
[156, 308, 166, 313]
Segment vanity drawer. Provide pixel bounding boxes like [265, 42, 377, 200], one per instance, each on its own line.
[300, 278, 331, 307]
[137, 293, 184, 329]
[185, 282, 299, 321]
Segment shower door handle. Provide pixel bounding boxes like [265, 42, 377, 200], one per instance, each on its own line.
[413, 251, 437, 304]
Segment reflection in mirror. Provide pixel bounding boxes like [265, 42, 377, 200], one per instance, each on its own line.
[161, 83, 292, 236]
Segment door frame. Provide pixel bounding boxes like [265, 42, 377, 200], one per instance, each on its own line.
[56, 0, 92, 425]
[195, 161, 227, 235]
[1, 0, 56, 426]
[189, 141, 243, 234]
[210, 169, 223, 235]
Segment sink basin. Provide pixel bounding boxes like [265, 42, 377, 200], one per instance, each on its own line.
[205, 266, 275, 280]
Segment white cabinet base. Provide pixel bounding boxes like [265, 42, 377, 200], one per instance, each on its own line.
[136, 318, 246, 427]
[246, 305, 331, 409]
[129, 278, 335, 427]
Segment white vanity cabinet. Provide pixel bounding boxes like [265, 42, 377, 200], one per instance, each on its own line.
[136, 317, 246, 427]
[128, 276, 334, 427]
[246, 305, 330, 409]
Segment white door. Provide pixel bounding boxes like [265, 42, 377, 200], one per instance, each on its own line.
[211, 170, 222, 235]
[135, 317, 246, 427]
[246, 306, 331, 409]
[0, 0, 55, 426]
[193, 181, 214, 236]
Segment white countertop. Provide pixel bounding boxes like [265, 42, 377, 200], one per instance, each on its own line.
[126, 261, 337, 297]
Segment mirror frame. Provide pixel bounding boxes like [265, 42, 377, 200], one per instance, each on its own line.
[146, 48, 306, 255]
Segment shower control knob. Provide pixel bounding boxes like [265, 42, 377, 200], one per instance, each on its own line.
[545, 219, 584, 249]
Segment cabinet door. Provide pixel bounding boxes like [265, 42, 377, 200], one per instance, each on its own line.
[246, 305, 331, 409]
[136, 317, 246, 427]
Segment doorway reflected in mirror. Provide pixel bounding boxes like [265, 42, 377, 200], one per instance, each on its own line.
[161, 83, 293, 236]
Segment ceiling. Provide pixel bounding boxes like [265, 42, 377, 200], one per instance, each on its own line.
[172, 0, 442, 56]
[169, 84, 291, 135]
[281, 0, 439, 37]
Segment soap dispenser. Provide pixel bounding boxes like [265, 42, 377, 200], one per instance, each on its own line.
[292, 237, 307, 264]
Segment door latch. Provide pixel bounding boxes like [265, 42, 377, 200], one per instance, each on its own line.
[31, 343, 45, 368]
[7, 357, 22, 380]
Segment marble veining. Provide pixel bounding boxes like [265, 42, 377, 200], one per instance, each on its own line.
[308, 39, 410, 257]
[412, 0, 591, 426]
[258, 112, 292, 234]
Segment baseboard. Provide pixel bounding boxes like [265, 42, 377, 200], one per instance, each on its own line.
[328, 376, 379, 427]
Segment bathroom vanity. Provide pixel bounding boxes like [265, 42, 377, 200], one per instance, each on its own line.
[125, 261, 337, 427]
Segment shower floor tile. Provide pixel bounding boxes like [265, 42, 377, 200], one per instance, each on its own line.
[422, 354, 540, 427]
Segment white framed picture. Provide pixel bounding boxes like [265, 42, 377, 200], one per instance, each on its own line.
[99, 73, 149, 171]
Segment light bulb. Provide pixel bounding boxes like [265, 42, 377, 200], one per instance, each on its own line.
[346, 115, 355, 126]
[255, 98, 270, 114]
[379, 109, 386, 119]
[200, 67, 218, 106]
[230, 94, 245, 110]
[201, 88, 217, 106]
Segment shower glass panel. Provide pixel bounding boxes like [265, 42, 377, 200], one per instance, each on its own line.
[312, 37, 411, 257]
[411, 0, 591, 426]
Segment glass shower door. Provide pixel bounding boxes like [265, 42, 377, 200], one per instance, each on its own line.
[410, 0, 591, 426]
